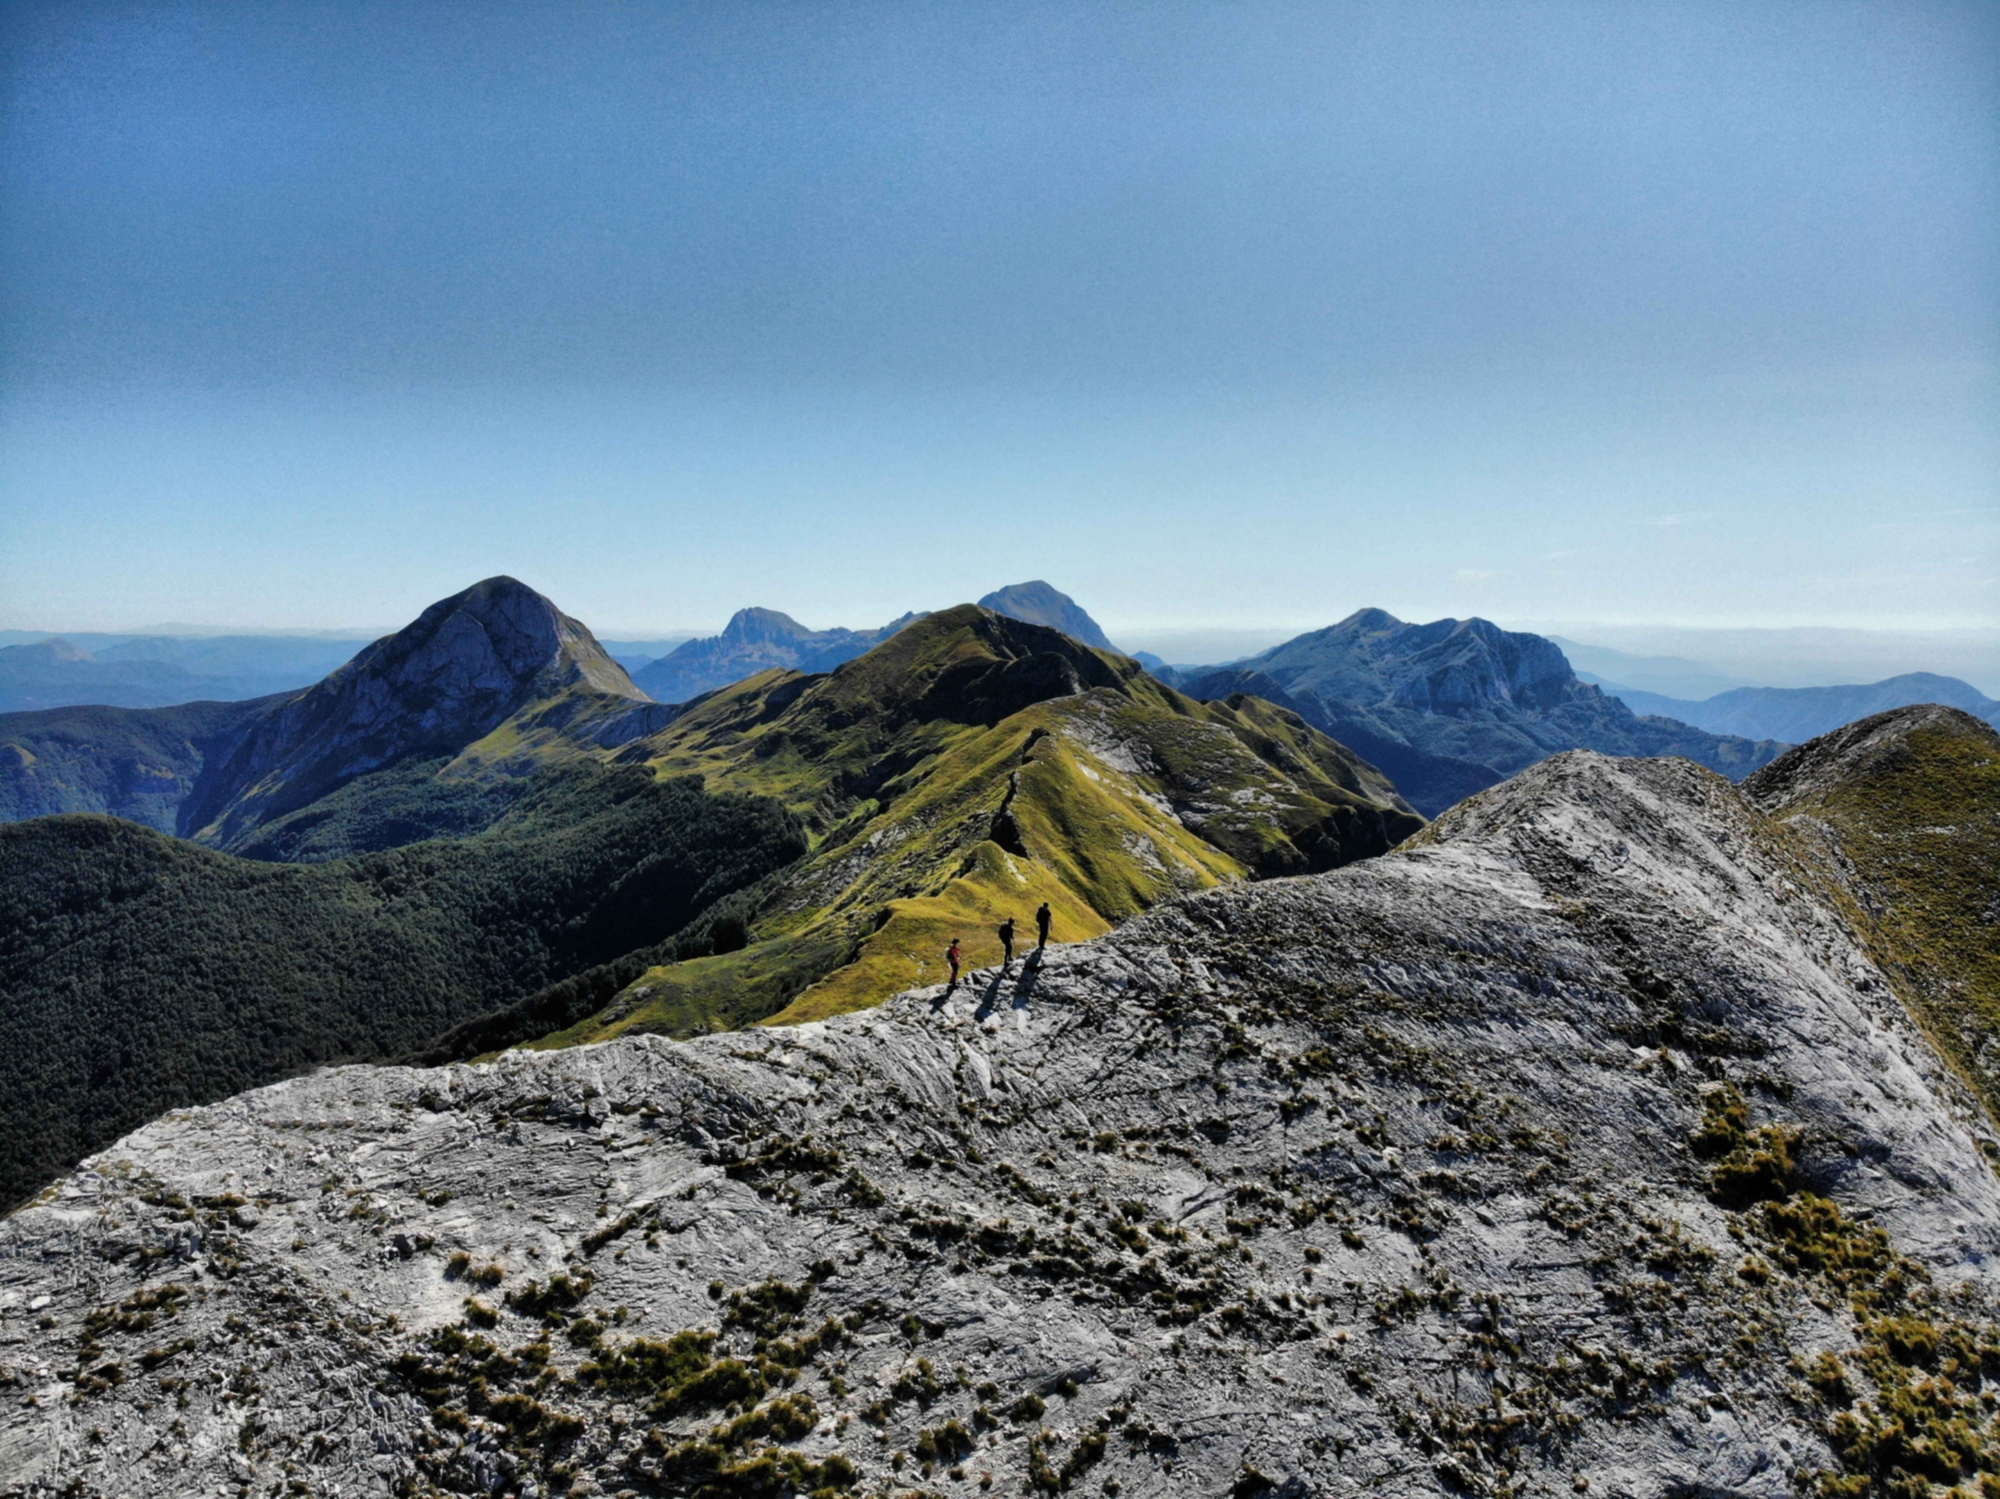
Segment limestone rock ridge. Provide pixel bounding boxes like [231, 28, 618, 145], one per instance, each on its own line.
[6, 733, 1997, 1496]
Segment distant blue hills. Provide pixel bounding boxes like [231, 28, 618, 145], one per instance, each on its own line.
[1595, 672, 2000, 744]
[0, 633, 365, 712]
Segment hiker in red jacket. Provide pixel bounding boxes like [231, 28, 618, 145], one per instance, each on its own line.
[946, 939, 962, 990]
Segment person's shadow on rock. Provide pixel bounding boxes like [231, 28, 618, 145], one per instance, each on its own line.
[1011, 950, 1043, 1011]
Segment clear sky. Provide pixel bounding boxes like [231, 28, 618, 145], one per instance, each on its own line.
[2, 1, 1994, 637]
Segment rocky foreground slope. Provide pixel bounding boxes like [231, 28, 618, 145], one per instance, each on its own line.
[5, 725, 1999, 1497]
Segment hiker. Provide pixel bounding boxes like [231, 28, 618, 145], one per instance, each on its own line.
[997, 917, 1016, 968]
[1035, 902, 1052, 950]
[946, 939, 962, 990]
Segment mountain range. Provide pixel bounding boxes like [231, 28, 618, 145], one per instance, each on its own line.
[2, 575, 1989, 1211]
[626, 581, 1114, 704]
[1601, 671, 2000, 745]
[1159, 608, 1786, 816]
[0, 580, 1417, 1208]
[0, 633, 364, 713]
[4, 702, 1994, 1497]
[0, 579, 809, 1206]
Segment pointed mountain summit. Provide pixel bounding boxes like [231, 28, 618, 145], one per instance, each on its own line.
[0, 578, 664, 854]
[179, 576, 646, 848]
[632, 606, 918, 705]
[977, 579, 1117, 652]
[1176, 607, 1784, 815]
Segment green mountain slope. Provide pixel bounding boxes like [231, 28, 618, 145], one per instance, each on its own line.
[0, 761, 805, 1208]
[1747, 704, 2000, 1127]
[494, 606, 1421, 1049]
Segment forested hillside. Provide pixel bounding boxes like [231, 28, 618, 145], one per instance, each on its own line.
[0, 762, 804, 1206]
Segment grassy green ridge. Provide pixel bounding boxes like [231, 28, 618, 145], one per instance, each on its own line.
[521, 607, 1422, 1048]
[1750, 708, 2000, 1131]
[0, 762, 804, 1207]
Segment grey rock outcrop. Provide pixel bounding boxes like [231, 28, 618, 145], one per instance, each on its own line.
[5, 751, 1997, 1497]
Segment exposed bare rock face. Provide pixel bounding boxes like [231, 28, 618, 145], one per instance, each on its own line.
[181, 577, 648, 849]
[5, 751, 1998, 1498]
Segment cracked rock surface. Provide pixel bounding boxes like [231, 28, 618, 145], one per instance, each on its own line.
[4, 751, 1997, 1498]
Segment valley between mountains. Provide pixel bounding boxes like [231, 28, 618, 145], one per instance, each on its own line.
[0, 577, 1996, 1498]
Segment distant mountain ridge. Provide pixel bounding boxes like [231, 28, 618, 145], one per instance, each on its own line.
[630, 580, 1118, 705]
[0, 633, 364, 712]
[1162, 607, 1784, 815]
[632, 607, 918, 704]
[1603, 671, 2000, 744]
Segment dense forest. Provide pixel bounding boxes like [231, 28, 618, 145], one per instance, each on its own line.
[0, 762, 804, 1206]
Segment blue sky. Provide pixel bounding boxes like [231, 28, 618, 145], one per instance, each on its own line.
[2, 1, 1994, 637]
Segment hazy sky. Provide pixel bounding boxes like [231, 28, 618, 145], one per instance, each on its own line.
[2, 1, 1994, 636]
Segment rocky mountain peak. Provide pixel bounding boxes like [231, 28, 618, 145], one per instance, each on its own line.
[1386, 616, 1578, 714]
[976, 580, 1118, 652]
[178, 578, 644, 846]
[375, 575, 645, 704]
[718, 606, 816, 645]
[634, 607, 916, 707]
[1333, 604, 1403, 633]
